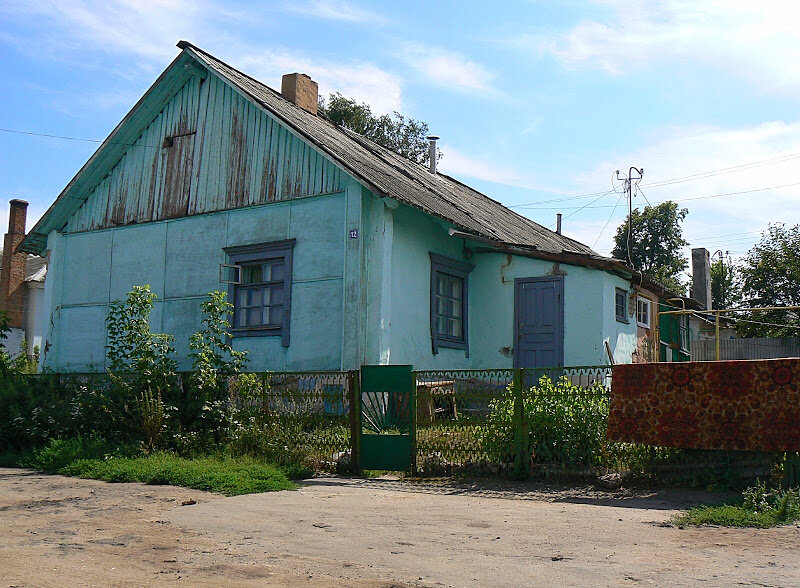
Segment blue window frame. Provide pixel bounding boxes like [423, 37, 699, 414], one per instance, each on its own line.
[615, 287, 629, 324]
[430, 253, 474, 354]
[224, 239, 296, 346]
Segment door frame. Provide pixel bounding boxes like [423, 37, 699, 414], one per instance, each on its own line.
[513, 276, 565, 369]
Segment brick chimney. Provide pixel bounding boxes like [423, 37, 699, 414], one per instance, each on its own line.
[0, 199, 28, 328]
[691, 247, 712, 310]
[281, 73, 318, 115]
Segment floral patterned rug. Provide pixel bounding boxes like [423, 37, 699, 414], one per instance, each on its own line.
[607, 358, 800, 451]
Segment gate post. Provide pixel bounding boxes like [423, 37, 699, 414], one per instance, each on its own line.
[512, 368, 528, 479]
[785, 452, 800, 488]
[348, 369, 361, 475]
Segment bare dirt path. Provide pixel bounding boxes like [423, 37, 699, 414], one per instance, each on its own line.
[1, 468, 799, 587]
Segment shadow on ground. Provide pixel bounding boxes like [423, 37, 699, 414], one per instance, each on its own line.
[302, 474, 734, 510]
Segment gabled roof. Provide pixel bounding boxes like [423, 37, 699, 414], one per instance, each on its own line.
[22, 41, 597, 260]
[179, 42, 595, 257]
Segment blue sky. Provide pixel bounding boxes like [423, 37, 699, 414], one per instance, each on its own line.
[2, 0, 800, 268]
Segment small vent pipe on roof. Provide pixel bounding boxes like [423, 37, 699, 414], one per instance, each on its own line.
[556, 213, 562, 235]
[427, 136, 439, 174]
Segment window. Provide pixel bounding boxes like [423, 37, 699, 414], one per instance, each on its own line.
[223, 239, 296, 346]
[615, 288, 629, 323]
[679, 315, 689, 352]
[430, 253, 473, 354]
[636, 296, 651, 328]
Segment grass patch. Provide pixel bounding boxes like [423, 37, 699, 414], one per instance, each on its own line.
[60, 453, 297, 496]
[20, 437, 300, 496]
[673, 482, 800, 528]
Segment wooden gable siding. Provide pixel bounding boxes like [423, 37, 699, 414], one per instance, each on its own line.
[66, 74, 346, 233]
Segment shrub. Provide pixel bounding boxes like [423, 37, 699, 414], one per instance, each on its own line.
[674, 480, 800, 528]
[479, 375, 610, 468]
[25, 436, 134, 474]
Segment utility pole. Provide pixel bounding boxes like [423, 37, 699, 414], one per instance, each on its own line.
[615, 167, 644, 268]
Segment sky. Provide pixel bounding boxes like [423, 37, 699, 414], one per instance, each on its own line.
[2, 0, 800, 273]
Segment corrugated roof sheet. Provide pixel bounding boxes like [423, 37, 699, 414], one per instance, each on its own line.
[179, 42, 597, 257]
[0, 251, 47, 282]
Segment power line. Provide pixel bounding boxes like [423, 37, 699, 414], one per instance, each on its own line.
[510, 149, 800, 209]
[591, 190, 625, 249]
[520, 180, 800, 211]
[0, 127, 162, 150]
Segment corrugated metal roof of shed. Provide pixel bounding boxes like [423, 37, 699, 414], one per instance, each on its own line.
[179, 42, 596, 257]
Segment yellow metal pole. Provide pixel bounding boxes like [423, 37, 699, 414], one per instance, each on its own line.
[715, 313, 720, 361]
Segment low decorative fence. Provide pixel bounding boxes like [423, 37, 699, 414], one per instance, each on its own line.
[0, 366, 782, 484]
[227, 371, 354, 472]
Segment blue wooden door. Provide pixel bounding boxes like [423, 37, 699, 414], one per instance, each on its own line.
[514, 277, 564, 368]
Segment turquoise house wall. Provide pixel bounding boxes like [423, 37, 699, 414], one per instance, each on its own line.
[364, 202, 638, 369]
[384, 203, 471, 369]
[601, 277, 639, 364]
[45, 188, 363, 372]
[42, 62, 370, 373]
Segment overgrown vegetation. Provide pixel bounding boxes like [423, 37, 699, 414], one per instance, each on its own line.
[673, 480, 800, 528]
[21, 436, 296, 495]
[0, 287, 316, 494]
[478, 375, 664, 472]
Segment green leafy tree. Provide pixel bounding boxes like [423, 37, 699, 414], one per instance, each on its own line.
[106, 285, 177, 449]
[319, 92, 440, 165]
[737, 224, 800, 337]
[612, 201, 689, 294]
[710, 257, 741, 310]
[189, 291, 248, 392]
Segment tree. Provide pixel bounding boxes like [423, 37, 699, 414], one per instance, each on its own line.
[612, 201, 688, 294]
[189, 291, 248, 393]
[318, 92, 440, 165]
[737, 223, 800, 337]
[710, 256, 741, 310]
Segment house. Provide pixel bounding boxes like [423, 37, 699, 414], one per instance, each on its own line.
[0, 199, 47, 357]
[22, 41, 650, 373]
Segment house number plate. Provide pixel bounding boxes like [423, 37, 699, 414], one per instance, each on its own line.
[349, 229, 359, 239]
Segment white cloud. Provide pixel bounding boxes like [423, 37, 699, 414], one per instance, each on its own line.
[0, 0, 217, 66]
[530, 0, 800, 93]
[437, 145, 550, 191]
[239, 50, 403, 114]
[401, 44, 493, 92]
[285, 0, 386, 24]
[0, 0, 405, 113]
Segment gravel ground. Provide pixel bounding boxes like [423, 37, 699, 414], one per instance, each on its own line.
[1, 468, 799, 587]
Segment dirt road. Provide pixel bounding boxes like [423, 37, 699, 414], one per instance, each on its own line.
[1, 468, 798, 587]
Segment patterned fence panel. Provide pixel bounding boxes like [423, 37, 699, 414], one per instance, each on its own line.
[412, 365, 679, 479]
[414, 369, 515, 476]
[228, 371, 353, 472]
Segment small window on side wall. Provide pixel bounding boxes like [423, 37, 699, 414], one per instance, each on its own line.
[223, 239, 296, 346]
[636, 296, 651, 328]
[430, 253, 474, 354]
[615, 288, 629, 324]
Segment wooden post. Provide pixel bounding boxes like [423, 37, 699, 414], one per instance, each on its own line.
[410, 372, 417, 477]
[715, 313, 721, 361]
[512, 368, 527, 479]
[348, 370, 361, 475]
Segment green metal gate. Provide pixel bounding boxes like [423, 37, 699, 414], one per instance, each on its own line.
[357, 365, 416, 472]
